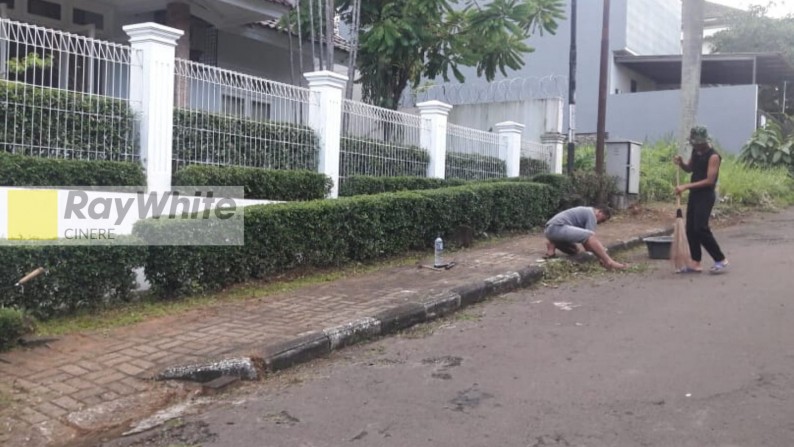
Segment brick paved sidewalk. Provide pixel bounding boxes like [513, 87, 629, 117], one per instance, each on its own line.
[0, 215, 673, 447]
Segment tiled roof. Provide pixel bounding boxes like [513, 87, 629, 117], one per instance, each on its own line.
[258, 18, 351, 52]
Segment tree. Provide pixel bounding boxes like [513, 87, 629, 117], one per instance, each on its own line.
[679, 0, 705, 159]
[288, 0, 564, 109]
[707, 3, 794, 116]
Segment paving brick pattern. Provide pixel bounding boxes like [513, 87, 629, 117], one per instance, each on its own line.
[0, 217, 670, 447]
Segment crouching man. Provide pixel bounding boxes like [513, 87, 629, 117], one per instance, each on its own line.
[543, 206, 628, 270]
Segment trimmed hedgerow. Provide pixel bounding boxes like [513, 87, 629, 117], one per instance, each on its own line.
[172, 109, 320, 171]
[173, 165, 332, 201]
[0, 152, 145, 186]
[139, 181, 557, 297]
[0, 81, 137, 160]
[339, 175, 467, 196]
[339, 138, 430, 179]
[520, 157, 551, 177]
[0, 242, 147, 320]
[446, 152, 506, 180]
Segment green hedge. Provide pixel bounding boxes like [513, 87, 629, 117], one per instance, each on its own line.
[521, 157, 551, 177]
[0, 307, 31, 351]
[173, 165, 332, 201]
[0, 243, 147, 319]
[0, 152, 146, 186]
[446, 152, 506, 180]
[339, 175, 467, 196]
[0, 81, 136, 160]
[339, 139, 430, 179]
[173, 109, 319, 171]
[139, 181, 557, 297]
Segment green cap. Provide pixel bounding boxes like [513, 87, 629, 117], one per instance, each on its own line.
[689, 125, 711, 145]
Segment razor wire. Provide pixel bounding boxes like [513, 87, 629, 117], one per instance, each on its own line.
[401, 75, 568, 107]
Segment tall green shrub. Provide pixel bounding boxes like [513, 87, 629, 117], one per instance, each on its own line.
[0, 81, 136, 160]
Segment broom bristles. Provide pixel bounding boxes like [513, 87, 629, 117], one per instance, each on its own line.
[671, 215, 691, 271]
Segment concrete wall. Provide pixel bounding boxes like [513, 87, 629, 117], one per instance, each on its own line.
[606, 84, 758, 154]
[444, 0, 682, 136]
[439, 98, 563, 143]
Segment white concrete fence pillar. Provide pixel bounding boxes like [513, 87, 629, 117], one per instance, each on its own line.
[542, 132, 566, 174]
[495, 121, 524, 178]
[305, 70, 348, 198]
[417, 100, 453, 179]
[123, 23, 184, 192]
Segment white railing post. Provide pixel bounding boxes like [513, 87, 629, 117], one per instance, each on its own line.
[304, 70, 348, 198]
[495, 121, 524, 178]
[541, 132, 566, 174]
[124, 23, 183, 192]
[417, 100, 452, 179]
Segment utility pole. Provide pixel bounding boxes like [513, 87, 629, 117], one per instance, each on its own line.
[567, 0, 577, 175]
[595, 0, 610, 175]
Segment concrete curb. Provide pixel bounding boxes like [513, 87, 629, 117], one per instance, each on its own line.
[155, 227, 672, 383]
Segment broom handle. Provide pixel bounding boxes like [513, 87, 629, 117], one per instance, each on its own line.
[676, 164, 681, 208]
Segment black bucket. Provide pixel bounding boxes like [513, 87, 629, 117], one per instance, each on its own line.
[643, 236, 673, 260]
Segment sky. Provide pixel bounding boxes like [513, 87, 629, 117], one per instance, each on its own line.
[708, 0, 794, 18]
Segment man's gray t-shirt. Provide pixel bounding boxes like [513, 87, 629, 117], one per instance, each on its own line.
[546, 206, 597, 231]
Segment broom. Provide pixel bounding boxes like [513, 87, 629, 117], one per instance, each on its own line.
[671, 162, 692, 272]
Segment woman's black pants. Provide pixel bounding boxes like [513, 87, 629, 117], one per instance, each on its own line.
[685, 189, 725, 263]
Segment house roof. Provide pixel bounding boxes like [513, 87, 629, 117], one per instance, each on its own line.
[704, 1, 743, 29]
[615, 52, 794, 85]
[257, 19, 351, 52]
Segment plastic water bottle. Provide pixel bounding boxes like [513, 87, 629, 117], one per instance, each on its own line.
[434, 235, 444, 268]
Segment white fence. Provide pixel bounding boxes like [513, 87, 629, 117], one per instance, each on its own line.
[446, 124, 504, 180]
[0, 18, 138, 161]
[339, 100, 427, 183]
[172, 58, 317, 170]
[521, 140, 556, 177]
[0, 19, 562, 197]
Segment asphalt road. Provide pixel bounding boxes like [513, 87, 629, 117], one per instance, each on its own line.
[102, 208, 794, 447]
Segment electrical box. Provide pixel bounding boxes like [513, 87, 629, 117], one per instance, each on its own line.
[605, 140, 641, 195]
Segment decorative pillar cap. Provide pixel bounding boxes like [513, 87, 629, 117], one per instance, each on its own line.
[304, 70, 348, 89]
[123, 23, 184, 46]
[494, 121, 525, 133]
[417, 100, 453, 114]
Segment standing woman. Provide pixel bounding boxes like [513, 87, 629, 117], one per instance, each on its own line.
[673, 125, 729, 274]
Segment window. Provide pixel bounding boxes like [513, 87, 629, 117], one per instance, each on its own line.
[222, 95, 244, 117]
[28, 0, 61, 20]
[251, 100, 271, 121]
[73, 8, 104, 30]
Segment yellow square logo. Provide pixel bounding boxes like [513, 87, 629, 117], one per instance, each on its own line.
[7, 190, 58, 240]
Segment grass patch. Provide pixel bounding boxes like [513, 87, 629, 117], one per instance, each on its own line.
[34, 254, 425, 337]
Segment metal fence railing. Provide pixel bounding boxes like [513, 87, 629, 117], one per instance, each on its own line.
[445, 123, 505, 180]
[339, 99, 428, 183]
[520, 140, 555, 176]
[0, 18, 138, 161]
[172, 58, 318, 170]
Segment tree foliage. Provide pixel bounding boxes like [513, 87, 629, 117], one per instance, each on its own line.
[707, 3, 794, 115]
[288, 0, 565, 109]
